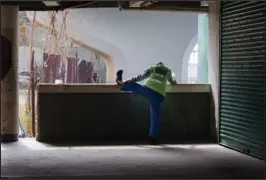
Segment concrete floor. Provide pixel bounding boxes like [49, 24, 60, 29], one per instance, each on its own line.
[1, 138, 265, 178]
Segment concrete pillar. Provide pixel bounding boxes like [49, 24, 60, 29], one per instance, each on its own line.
[197, 14, 208, 83]
[208, 1, 220, 141]
[1, 6, 19, 142]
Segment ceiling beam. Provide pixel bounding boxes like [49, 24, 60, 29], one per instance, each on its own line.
[119, 1, 208, 13]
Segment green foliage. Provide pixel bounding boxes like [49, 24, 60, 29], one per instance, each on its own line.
[19, 105, 32, 137]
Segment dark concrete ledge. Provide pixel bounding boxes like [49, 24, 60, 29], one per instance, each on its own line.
[37, 83, 211, 93]
[37, 89, 214, 143]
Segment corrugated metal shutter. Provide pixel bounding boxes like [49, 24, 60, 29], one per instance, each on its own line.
[220, 1, 266, 159]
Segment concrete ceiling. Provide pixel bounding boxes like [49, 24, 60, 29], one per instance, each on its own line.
[1, 1, 208, 12]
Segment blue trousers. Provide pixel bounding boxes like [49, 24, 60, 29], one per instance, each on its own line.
[121, 82, 165, 138]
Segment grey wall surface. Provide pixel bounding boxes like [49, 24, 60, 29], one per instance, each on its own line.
[37, 92, 215, 144]
[32, 9, 198, 82]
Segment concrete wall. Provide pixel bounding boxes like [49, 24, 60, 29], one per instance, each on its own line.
[28, 9, 198, 82]
[36, 84, 215, 144]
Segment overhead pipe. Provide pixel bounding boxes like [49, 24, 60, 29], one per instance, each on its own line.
[118, 1, 208, 13]
[119, 6, 208, 13]
[67, 1, 99, 9]
[57, 1, 99, 11]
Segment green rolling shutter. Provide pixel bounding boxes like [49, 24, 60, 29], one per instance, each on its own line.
[220, 1, 266, 159]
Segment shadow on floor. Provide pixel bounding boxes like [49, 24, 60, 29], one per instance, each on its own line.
[35, 139, 213, 147]
[1, 139, 266, 179]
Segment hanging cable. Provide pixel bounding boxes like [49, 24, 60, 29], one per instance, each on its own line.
[27, 11, 36, 137]
[43, 10, 70, 66]
[27, 11, 36, 108]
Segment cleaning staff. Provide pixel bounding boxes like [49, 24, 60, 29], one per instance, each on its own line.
[116, 62, 177, 145]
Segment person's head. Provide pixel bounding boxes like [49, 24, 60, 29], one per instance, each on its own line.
[157, 62, 164, 66]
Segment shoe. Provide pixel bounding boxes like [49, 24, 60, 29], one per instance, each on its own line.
[148, 136, 160, 145]
[116, 70, 123, 85]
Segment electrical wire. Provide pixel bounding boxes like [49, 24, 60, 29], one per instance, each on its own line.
[42, 11, 71, 67]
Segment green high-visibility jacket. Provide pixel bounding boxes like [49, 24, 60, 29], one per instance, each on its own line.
[128, 64, 176, 97]
[145, 65, 173, 97]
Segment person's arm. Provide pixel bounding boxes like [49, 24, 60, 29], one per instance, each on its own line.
[125, 67, 152, 83]
[168, 70, 177, 85]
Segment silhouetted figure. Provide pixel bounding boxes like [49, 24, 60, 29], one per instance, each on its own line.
[92, 72, 100, 83]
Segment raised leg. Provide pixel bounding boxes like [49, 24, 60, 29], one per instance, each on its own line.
[121, 82, 151, 99]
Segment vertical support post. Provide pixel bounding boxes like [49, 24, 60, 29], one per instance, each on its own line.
[66, 57, 72, 83]
[208, 1, 220, 142]
[197, 13, 209, 83]
[75, 52, 78, 83]
[0, 2, 2, 141]
[0, 6, 19, 142]
[30, 50, 36, 137]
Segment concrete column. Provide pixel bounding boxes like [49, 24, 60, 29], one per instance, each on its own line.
[1, 6, 19, 142]
[197, 14, 208, 83]
[208, 1, 220, 141]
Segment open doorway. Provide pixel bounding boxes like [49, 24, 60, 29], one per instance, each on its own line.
[187, 43, 198, 83]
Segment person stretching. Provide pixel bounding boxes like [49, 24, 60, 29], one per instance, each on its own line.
[116, 62, 177, 145]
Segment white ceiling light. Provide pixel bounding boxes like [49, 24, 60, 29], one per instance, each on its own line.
[43, 1, 59, 7]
